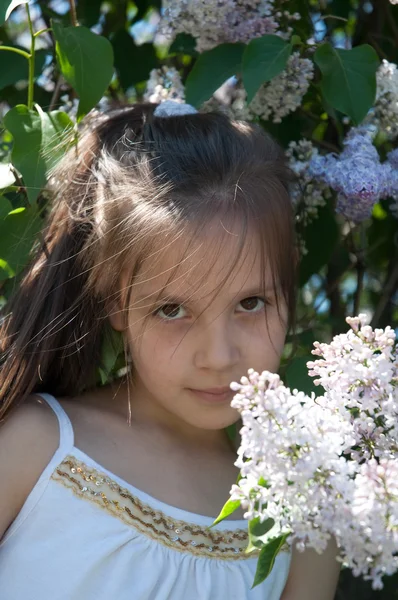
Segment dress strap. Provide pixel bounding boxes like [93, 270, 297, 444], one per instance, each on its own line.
[35, 392, 75, 452]
[0, 392, 75, 547]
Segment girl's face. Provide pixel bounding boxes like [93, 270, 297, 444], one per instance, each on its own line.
[112, 224, 288, 432]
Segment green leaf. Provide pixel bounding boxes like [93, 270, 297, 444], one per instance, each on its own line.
[285, 356, 322, 396]
[112, 30, 158, 90]
[52, 20, 114, 121]
[98, 325, 124, 385]
[4, 104, 74, 204]
[314, 43, 379, 124]
[169, 33, 198, 57]
[246, 516, 276, 552]
[185, 43, 245, 108]
[211, 498, 241, 527]
[0, 196, 19, 281]
[252, 534, 289, 588]
[0, 48, 47, 90]
[4, 105, 46, 205]
[0, 0, 29, 24]
[249, 517, 275, 538]
[0, 195, 12, 219]
[299, 202, 339, 285]
[242, 35, 293, 103]
[0, 204, 41, 278]
[225, 423, 237, 442]
[34, 104, 75, 173]
[0, 257, 15, 280]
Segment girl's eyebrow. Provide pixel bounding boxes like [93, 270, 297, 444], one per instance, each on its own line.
[133, 285, 278, 304]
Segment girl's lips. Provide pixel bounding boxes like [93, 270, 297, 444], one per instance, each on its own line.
[187, 387, 233, 404]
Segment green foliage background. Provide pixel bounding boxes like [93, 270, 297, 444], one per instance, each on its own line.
[0, 1, 397, 597]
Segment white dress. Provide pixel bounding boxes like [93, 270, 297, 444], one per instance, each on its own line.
[0, 393, 291, 599]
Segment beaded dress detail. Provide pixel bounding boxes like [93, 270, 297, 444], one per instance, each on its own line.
[52, 455, 252, 560]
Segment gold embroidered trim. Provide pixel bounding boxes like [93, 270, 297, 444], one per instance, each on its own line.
[51, 455, 260, 560]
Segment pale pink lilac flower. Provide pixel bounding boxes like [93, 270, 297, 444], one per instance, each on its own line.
[229, 315, 398, 589]
[158, 1, 300, 53]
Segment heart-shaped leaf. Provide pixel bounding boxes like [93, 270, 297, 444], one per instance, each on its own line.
[185, 43, 245, 108]
[314, 43, 379, 124]
[52, 20, 114, 120]
[242, 35, 293, 103]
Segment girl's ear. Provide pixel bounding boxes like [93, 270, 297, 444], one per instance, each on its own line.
[108, 300, 125, 332]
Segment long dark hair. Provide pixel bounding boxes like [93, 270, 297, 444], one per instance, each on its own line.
[0, 102, 298, 423]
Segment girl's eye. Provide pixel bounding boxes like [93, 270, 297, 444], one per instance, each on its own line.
[155, 304, 186, 320]
[238, 296, 265, 313]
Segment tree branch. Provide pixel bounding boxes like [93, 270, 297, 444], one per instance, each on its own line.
[371, 258, 398, 327]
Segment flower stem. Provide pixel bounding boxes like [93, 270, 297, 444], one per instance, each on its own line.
[25, 3, 35, 110]
[0, 46, 30, 59]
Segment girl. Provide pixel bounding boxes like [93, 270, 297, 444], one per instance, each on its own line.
[0, 100, 340, 599]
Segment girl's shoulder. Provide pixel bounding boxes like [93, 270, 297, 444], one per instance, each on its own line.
[0, 395, 60, 541]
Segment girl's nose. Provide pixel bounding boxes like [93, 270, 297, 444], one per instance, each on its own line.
[193, 318, 240, 372]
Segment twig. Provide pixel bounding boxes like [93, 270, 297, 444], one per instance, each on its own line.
[371, 259, 398, 327]
[25, 3, 35, 110]
[353, 260, 365, 316]
[68, 0, 78, 27]
[312, 138, 341, 153]
[352, 225, 367, 316]
[316, 15, 349, 23]
[49, 75, 64, 111]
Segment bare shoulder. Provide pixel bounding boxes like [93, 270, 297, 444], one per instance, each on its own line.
[281, 537, 341, 600]
[0, 395, 60, 541]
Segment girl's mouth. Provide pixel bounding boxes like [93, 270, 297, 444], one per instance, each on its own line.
[187, 387, 233, 404]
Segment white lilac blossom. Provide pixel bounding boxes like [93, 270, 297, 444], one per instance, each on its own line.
[386, 148, 398, 218]
[159, 0, 301, 53]
[249, 53, 314, 123]
[308, 128, 398, 222]
[286, 139, 331, 227]
[229, 314, 398, 589]
[370, 60, 398, 140]
[143, 66, 185, 104]
[203, 53, 314, 124]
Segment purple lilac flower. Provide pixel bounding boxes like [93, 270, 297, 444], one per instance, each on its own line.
[308, 130, 393, 222]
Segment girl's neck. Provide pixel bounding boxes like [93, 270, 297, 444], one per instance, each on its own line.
[91, 378, 235, 454]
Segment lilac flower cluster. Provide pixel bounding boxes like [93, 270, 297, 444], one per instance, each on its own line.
[143, 66, 185, 104]
[364, 59, 398, 140]
[308, 128, 398, 222]
[248, 52, 314, 123]
[202, 53, 314, 124]
[286, 139, 331, 229]
[159, 0, 300, 53]
[229, 314, 398, 590]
